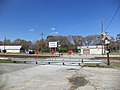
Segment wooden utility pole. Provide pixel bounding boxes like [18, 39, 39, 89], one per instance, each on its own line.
[3, 37, 6, 53]
[40, 32, 44, 53]
[3, 37, 5, 50]
[101, 19, 104, 55]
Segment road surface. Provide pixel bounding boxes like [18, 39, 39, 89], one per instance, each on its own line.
[0, 63, 120, 90]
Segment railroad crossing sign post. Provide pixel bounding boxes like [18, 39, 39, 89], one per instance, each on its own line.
[101, 32, 111, 65]
[68, 49, 72, 60]
[105, 38, 110, 65]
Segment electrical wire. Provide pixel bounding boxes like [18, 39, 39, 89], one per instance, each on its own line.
[105, 4, 120, 31]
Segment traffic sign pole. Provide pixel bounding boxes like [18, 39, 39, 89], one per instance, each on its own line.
[68, 50, 72, 60]
[51, 49, 54, 60]
[106, 43, 110, 65]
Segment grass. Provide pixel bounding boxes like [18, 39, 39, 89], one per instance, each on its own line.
[0, 59, 23, 63]
[110, 52, 120, 55]
[82, 63, 120, 69]
[111, 63, 120, 68]
[0, 59, 14, 63]
[0, 52, 59, 56]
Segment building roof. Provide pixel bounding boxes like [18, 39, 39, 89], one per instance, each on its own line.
[0, 46, 22, 50]
[77, 45, 102, 49]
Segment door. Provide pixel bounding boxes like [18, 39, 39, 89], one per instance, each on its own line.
[83, 49, 90, 54]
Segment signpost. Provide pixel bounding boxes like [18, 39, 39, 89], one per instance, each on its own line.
[101, 32, 111, 65]
[35, 50, 39, 62]
[49, 42, 57, 48]
[49, 42, 57, 60]
[68, 49, 72, 55]
[35, 50, 39, 55]
[105, 38, 110, 65]
[68, 49, 72, 60]
[51, 50, 54, 55]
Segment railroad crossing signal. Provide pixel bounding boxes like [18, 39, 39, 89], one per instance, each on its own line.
[101, 32, 111, 41]
[101, 32, 111, 65]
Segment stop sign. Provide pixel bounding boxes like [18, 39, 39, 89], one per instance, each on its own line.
[68, 49, 72, 55]
[35, 50, 39, 55]
[51, 50, 54, 54]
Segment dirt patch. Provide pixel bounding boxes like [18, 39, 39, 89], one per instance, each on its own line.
[66, 68, 79, 71]
[68, 76, 88, 90]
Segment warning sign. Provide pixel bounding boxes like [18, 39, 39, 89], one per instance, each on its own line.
[51, 50, 54, 54]
[68, 49, 72, 55]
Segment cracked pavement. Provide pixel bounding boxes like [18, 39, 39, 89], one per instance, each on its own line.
[0, 63, 120, 90]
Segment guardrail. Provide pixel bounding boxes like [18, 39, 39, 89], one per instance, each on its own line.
[12, 59, 104, 66]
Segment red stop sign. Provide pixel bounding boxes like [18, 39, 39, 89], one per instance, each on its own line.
[35, 50, 39, 55]
[68, 49, 72, 54]
[51, 50, 54, 54]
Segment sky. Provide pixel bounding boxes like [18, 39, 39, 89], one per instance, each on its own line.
[0, 0, 120, 41]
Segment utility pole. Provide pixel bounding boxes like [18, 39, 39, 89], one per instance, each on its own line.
[40, 32, 44, 53]
[3, 37, 6, 50]
[3, 37, 6, 53]
[106, 40, 110, 65]
[101, 19, 104, 34]
[40, 32, 43, 40]
[101, 19, 104, 55]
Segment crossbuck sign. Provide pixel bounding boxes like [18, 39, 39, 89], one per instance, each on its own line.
[49, 42, 57, 48]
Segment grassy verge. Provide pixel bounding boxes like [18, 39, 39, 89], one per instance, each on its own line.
[0, 59, 23, 63]
[110, 52, 120, 55]
[0, 53, 59, 56]
[82, 63, 120, 69]
[0, 59, 14, 63]
[111, 63, 120, 68]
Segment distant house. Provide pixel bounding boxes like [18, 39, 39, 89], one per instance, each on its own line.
[0, 46, 22, 53]
[77, 45, 104, 55]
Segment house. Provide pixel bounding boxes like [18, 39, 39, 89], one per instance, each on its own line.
[0, 45, 22, 53]
[77, 45, 104, 55]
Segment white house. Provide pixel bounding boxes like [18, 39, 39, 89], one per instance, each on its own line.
[0, 46, 22, 53]
[77, 45, 104, 55]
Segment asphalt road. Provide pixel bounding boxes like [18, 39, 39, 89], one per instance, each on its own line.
[0, 63, 38, 75]
[0, 63, 120, 90]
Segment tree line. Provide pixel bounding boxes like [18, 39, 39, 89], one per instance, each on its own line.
[0, 34, 120, 53]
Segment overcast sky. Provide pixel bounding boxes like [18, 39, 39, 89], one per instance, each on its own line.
[0, 0, 120, 41]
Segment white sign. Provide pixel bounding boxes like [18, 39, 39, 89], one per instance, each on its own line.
[105, 40, 110, 45]
[49, 42, 57, 48]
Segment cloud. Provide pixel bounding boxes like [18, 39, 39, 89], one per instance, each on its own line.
[53, 32, 59, 34]
[29, 29, 34, 32]
[49, 31, 59, 35]
[52, 32, 59, 35]
[51, 27, 55, 31]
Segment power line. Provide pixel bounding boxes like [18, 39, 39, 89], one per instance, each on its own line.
[105, 4, 120, 31]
